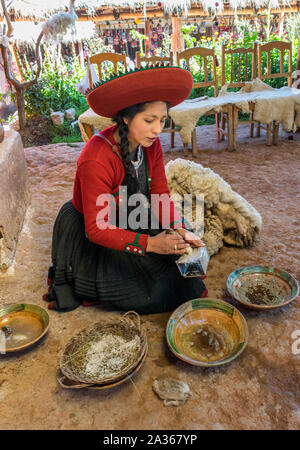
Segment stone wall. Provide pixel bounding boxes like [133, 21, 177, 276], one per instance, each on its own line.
[0, 130, 30, 270]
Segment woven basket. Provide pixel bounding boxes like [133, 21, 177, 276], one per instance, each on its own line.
[59, 311, 147, 385]
[57, 343, 148, 390]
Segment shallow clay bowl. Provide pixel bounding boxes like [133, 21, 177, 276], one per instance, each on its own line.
[226, 265, 299, 311]
[0, 303, 50, 353]
[166, 298, 248, 367]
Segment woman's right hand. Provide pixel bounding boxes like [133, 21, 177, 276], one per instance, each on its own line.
[146, 230, 191, 255]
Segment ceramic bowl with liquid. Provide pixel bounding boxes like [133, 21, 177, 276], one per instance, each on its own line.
[0, 303, 49, 353]
[166, 298, 248, 367]
[226, 265, 299, 310]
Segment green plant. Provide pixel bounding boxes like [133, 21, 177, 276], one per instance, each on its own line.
[181, 25, 197, 49]
[161, 32, 172, 56]
[20, 43, 89, 142]
[24, 44, 88, 119]
[7, 113, 16, 125]
[50, 121, 82, 144]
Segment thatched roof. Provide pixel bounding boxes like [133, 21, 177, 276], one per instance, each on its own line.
[5, 1, 293, 19]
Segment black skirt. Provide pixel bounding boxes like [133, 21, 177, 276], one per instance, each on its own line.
[46, 200, 207, 313]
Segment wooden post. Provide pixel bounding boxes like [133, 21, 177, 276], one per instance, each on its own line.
[78, 41, 84, 69]
[171, 16, 183, 58]
[277, 10, 285, 37]
[257, 42, 262, 80]
[252, 42, 258, 79]
[15, 86, 26, 131]
[145, 19, 151, 56]
[297, 33, 300, 69]
[288, 42, 292, 87]
[293, 35, 300, 89]
[221, 44, 226, 86]
[0, 0, 43, 131]
[266, 0, 271, 41]
[9, 44, 23, 82]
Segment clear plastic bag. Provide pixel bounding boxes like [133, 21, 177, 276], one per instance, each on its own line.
[176, 246, 210, 277]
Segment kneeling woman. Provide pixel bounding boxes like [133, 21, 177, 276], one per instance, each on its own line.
[43, 66, 207, 313]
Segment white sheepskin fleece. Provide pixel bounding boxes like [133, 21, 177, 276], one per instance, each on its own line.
[165, 158, 262, 256]
[78, 109, 114, 142]
[169, 79, 300, 143]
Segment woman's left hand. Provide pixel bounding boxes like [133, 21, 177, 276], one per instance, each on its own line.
[175, 228, 205, 248]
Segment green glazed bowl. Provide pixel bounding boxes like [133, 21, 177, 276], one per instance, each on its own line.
[166, 298, 248, 367]
[226, 265, 299, 310]
[0, 303, 50, 353]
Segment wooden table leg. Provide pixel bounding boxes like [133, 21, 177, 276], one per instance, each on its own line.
[221, 111, 226, 141]
[192, 128, 198, 157]
[250, 110, 254, 138]
[84, 124, 94, 140]
[256, 122, 261, 137]
[227, 104, 237, 151]
[171, 120, 175, 148]
[215, 112, 221, 142]
[272, 122, 279, 145]
[266, 123, 272, 146]
[218, 111, 225, 142]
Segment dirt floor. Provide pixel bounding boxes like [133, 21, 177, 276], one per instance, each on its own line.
[0, 123, 299, 430]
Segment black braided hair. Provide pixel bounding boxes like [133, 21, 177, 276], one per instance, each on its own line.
[113, 101, 170, 196]
[113, 103, 146, 195]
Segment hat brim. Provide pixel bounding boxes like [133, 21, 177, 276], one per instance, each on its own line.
[87, 67, 193, 118]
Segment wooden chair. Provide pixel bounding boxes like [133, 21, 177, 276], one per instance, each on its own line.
[220, 43, 258, 145]
[177, 47, 218, 94]
[258, 41, 292, 87]
[221, 43, 257, 89]
[175, 47, 222, 154]
[256, 41, 292, 143]
[83, 52, 127, 139]
[87, 52, 127, 89]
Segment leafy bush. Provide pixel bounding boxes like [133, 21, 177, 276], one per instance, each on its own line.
[50, 121, 82, 144]
[23, 44, 87, 119]
[21, 37, 127, 144]
[20, 37, 130, 143]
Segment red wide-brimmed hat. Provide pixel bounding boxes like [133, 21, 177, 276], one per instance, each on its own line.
[86, 65, 193, 118]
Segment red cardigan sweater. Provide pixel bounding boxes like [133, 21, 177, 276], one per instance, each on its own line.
[72, 125, 185, 256]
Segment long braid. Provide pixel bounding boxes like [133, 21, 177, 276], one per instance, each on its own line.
[115, 116, 134, 170]
[113, 104, 147, 195]
[115, 116, 140, 195]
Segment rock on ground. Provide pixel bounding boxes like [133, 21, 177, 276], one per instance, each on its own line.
[0, 130, 30, 270]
